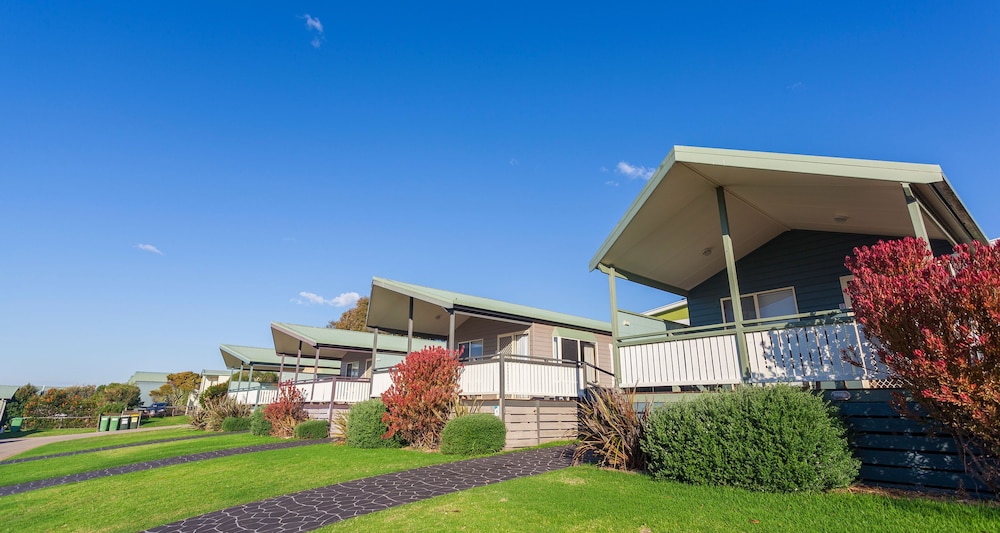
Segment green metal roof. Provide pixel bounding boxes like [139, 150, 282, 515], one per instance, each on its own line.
[0, 385, 19, 400]
[367, 277, 612, 336]
[270, 323, 444, 360]
[127, 371, 172, 384]
[218, 344, 341, 372]
[590, 146, 988, 294]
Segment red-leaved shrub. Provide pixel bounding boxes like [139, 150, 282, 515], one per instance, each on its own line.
[263, 381, 308, 438]
[846, 237, 1000, 492]
[381, 346, 462, 448]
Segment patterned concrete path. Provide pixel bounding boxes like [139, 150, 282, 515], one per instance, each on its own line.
[147, 445, 575, 533]
[0, 439, 331, 497]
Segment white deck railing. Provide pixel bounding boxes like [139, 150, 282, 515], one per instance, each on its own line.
[617, 313, 888, 387]
[229, 378, 373, 406]
[371, 355, 589, 399]
[228, 385, 278, 405]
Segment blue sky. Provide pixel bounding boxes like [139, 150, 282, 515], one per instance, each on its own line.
[2, 2, 998, 386]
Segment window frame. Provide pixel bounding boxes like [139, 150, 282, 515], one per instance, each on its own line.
[457, 339, 485, 360]
[497, 332, 529, 357]
[720, 286, 799, 322]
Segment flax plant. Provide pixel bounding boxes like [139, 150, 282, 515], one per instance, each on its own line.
[574, 386, 647, 471]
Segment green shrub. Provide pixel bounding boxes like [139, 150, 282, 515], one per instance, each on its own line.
[641, 385, 859, 492]
[221, 416, 251, 432]
[199, 382, 231, 408]
[191, 396, 251, 432]
[97, 401, 127, 415]
[250, 407, 271, 437]
[294, 419, 330, 439]
[347, 399, 403, 449]
[440, 413, 506, 455]
[574, 387, 647, 470]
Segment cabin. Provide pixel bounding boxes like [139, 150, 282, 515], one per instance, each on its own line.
[589, 146, 987, 392]
[365, 277, 615, 447]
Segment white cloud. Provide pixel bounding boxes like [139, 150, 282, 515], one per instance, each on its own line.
[303, 14, 325, 48]
[135, 243, 163, 255]
[615, 161, 655, 180]
[605, 180, 620, 187]
[294, 291, 360, 307]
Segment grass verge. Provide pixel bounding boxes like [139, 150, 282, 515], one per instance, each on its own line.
[7, 428, 205, 459]
[0, 433, 281, 486]
[0, 415, 190, 440]
[0, 444, 458, 532]
[319, 466, 1000, 533]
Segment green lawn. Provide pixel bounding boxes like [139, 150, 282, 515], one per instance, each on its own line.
[320, 466, 1000, 533]
[0, 444, 459, 533]
[0, 415, 190, 440]
[0, 433, 282, 486]
[8, 428, 205, 459]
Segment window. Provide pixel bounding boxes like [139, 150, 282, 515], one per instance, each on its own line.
[555, 337, 598, 382]
[457, 339, 484, 360]
[344, 362, 358, 378]
[721, 287, 798, 322]
[497, 333, 529, 356]
[840, 275, 854, 309]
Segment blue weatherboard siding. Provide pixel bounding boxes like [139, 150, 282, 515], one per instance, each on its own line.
[687, 230, 952, 327]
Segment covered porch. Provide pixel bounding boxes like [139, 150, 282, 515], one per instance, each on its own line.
[366, 278, 615, 407]
[219, 344, 340, 406]
[590, 146, 987, 390]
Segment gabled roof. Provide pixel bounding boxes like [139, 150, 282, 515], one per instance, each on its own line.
[0, 385, 19, 400]
[270, 322, 444, 360]
[590, 146, 987, 295]
[367, 277, 612, 337]
[219, 344, 341, 372]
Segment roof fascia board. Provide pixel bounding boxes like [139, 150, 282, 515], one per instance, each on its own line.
[372, 277, 453, 309]
[589, 149, 678, 270]
[673, 146, 945, 184]
[271, 322, 320, 348]
[929, 177, 988, 243]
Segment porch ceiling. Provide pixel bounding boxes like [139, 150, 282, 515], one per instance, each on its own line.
[590, 146, 987, 295]
[366, 277, 612, 336]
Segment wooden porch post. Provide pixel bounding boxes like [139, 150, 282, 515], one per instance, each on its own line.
[311, 346, 321, 400]
[448, 309, 456, 351]
[902, 183, 930, 246]
[407, 297, 414, 353]
[498, 351, 506, 422]
[606, 265, 622, 387]
[369, 327, 379, 398]
[278, 353, 285, 382]
[247, 365, 254, 385]
[237, 364, 244, 391]
[247, 365, 255, 407]
[294, 340, 303, 384]
[717, 187, 751, 381]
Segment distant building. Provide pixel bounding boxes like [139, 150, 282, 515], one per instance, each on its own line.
[126, 371, 171, 406]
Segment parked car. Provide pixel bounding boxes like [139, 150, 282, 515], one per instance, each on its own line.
[144, 402, 168, 417]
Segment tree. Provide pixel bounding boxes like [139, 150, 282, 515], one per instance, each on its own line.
[230, 370, 279, 383]
[381, 346, 463, 448]
[846, 237, 1000, 492]
[2, 383, 39, 425]
[327, 296, 369, 331]
[150, 371, 202, 407]
[95, 382, 141, 408]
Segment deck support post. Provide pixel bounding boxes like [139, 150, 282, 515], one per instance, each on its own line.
[247, 365, 255, 407]
[278, 353, 285, 382]
[448, 309, 456, 352]
[902, 183, 930, 246]
[407, 297, 414, 353]
[236, 364, 244, 395]
[606, 265, 622, 387]
[717, 187, 751, 382]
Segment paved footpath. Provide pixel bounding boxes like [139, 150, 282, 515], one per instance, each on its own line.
[0, 439, 331, 497]
[0, 424, 189, 462]
[0, 433, 225, 465]
[147, 445, 575, 533]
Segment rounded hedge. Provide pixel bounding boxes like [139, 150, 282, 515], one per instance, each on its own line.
[347, 399, 403, 449]
[249, 408, 272, 436]
[294, 419, 330, 439]
[641, 385, 859, 492]
[221, 416, 251, 432]
[440, 413, 506, 455]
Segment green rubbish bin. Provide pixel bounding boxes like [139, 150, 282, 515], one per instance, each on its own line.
[109, 416, 120, 431]
[10, 417, 23, 433]
[99, 416, 110, 432]
[131, 414, 141, 428]
[119, 416, 131, 430]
